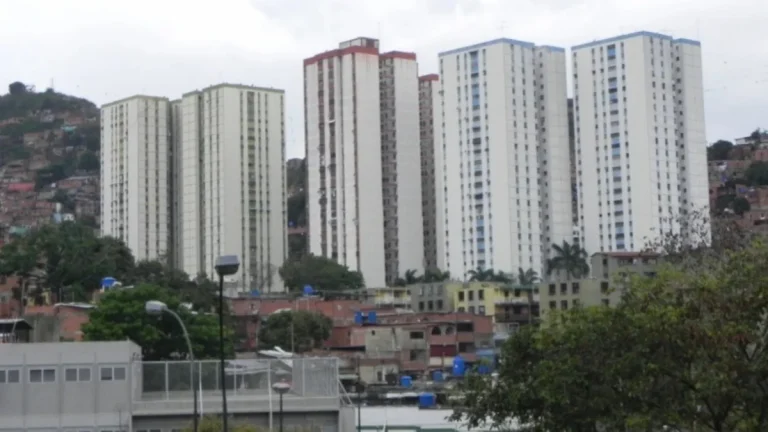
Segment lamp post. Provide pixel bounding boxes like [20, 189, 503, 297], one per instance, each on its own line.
[272, 381, 291, 432]
[145, 300, 198, 432]
[214, 255, 240, 432]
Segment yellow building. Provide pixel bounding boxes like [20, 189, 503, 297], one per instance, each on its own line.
[369, 286, 411, 308]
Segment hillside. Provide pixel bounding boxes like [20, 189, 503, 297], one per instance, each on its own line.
[0, 82, 101, 240]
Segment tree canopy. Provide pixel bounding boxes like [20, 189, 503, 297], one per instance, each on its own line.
[546, 240, 589, 279]
[453, 229, 768, 431]
[279, 254, 364, 291]
[257, 310, 332, 353]
[0, 221, 135, 303]
[82, 284, 233, 361]
[707, 139, 734, 161]
[466, 267, 512, 283]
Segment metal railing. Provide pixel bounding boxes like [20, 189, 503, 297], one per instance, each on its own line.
[135, 358, 339, 401]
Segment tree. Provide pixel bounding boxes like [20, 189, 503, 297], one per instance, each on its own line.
[707, 139, 734, 161]
[279, 254, 364, 291]
[466, 267, 511, 283]
[129, 259, 223, 313]
[393, 269, 422, 286]
[516, 267, 539, 286]
[422, 268, 451, 282]
[546, 240, 589, 279]
[258, 310, 332, 353]
[82, 284, 233, 361]
[77, 150, 100, 171]
[8, 81, 27, 96]
[454, 235, 768, 431]
[0, 221, 135, 303]
[733, 196, 751, 215]
[744, 161, 768, 186]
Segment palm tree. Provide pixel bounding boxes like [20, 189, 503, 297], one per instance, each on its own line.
[423, 269, 451, 282]
[546, 241, 589, 279]
[517, 267, 540, 286]
[403, 269, 421, 284]
[467, 267, 495, 282]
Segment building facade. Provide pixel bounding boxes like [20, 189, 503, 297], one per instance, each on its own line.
[572, 31, 709, 254]
[539, 251, 659, 316]
[100, 96, 171, 262]
[434, 38, 572, 278]
[177, 84, 287, 292]
[419, 75, 439, 272]
[304, 37, 424, 287]
[0, 341, 350, 432]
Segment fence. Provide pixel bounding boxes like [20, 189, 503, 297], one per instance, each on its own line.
[136, 358, 339, 401]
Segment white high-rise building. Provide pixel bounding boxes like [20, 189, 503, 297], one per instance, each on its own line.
[434, 38, 572, 278]
[572, 31, 709, 254]
[177, 84, 287, 292]
[304, 37, 424, 287]
[100, 96, 171, 261]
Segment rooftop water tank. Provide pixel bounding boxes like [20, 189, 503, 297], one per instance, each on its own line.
[452, 356, 466, 377]
[400, 375, 412, 388]
[418, 392, 437, 409]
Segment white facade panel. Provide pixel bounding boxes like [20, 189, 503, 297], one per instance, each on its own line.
[572, 32, 708, 254]
[100, 96, 171, 262]
[435, 38, 569, 278]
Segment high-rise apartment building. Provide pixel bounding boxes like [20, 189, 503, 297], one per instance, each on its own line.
[304, 37, 424, 287]
[572, 31, 709, 254]
[419, 74, 439, 271]
[100, 96, 171, 262]
[177, 84, 287, 292]
[101, 84, 287, 292]
[434, 38, 572, 278]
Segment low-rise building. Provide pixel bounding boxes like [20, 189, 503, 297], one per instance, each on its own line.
[407, 282, 451, 313]
[0, 341, 353, 432]
[539, 252, 659, 316]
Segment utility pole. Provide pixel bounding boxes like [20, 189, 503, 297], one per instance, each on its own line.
[356, 356, 362, 430]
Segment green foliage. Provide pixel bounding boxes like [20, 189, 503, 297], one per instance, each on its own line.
[0, 221, 135, 301]
[744, 160, 768, 186]
[82, 284, 233, 361]
[422, 268, 451, 282]
[129, 260, 221, 313]
[453, 241, 768, 432]
[466, 267, 512, 282]
[0, 86, 97, 119]
[546, 240, 589, 279]
[279, 254, 364, 291]
[8, 82, 27, 96]
[516, 267, 539, 285]
[36, 162, 72, 189]
[182, 415, 319, 432]
[707, 139, 734, 161]
[258, 310, 332, 353]
[287, 233, 307, 260]
[715, 193, 751, 216]
[77, 150, 99, 171]
[0, 118, 55, 137]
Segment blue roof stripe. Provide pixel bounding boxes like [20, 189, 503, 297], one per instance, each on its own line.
[571, 31, 701, 50]
[439, 38, 538, 56]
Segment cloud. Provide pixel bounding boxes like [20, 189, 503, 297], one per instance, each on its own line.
[1, 0, 766, 157]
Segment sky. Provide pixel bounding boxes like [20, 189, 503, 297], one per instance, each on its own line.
[1, 0, 766, 158]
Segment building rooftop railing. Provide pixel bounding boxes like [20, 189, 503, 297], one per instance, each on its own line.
[134, 358, 340, 402]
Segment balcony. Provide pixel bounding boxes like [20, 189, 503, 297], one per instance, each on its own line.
[132, 358, 341, 416]
[494, 313, 537, 324]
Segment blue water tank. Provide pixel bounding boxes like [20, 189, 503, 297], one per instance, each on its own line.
[400, 375, 412, 388]
[101, 277, 116, 289]
[418, 392, 436, 409]
[354, 311, 363, 325]
[367, 311, 377, 324]
[250, 289, 260, 297]
[431, 370, 444, 382]
[452, 356, 466, 377]
[303, 285, 314, 296]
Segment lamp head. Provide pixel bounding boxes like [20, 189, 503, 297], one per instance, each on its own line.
[272, 381, 291, 394]
[145, 300, 168, 316]
[215, 255, 240, 277]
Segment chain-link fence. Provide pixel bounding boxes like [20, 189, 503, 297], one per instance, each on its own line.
[136, 358, 339, 401]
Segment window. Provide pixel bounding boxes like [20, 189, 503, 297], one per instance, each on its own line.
[29, 368, 56, 383]
[602, 299, 610, 306]
[572, 282, 580, 294]
[66, 367, 91, 382]
[100, 366, 126, 381]
[458, 291, 465, 301]
[600, 281, 609, 293]
[548, 284, 555, 295]
[468, 290, 474, 301]
[478, 289, 484, 300]
[478, 305, 486, 315]
[0, 369, 20, 383]
[409, 331, 424, 340]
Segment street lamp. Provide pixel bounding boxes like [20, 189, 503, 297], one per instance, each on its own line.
[145, 300, 198, 432]
[272, 380, 291, 432]
[214, 255, 239, 432]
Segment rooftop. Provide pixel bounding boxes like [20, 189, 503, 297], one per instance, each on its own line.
[572, 30, 701, 50]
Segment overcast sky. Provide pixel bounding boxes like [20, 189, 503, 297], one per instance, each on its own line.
[1, 0, 765, 158]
